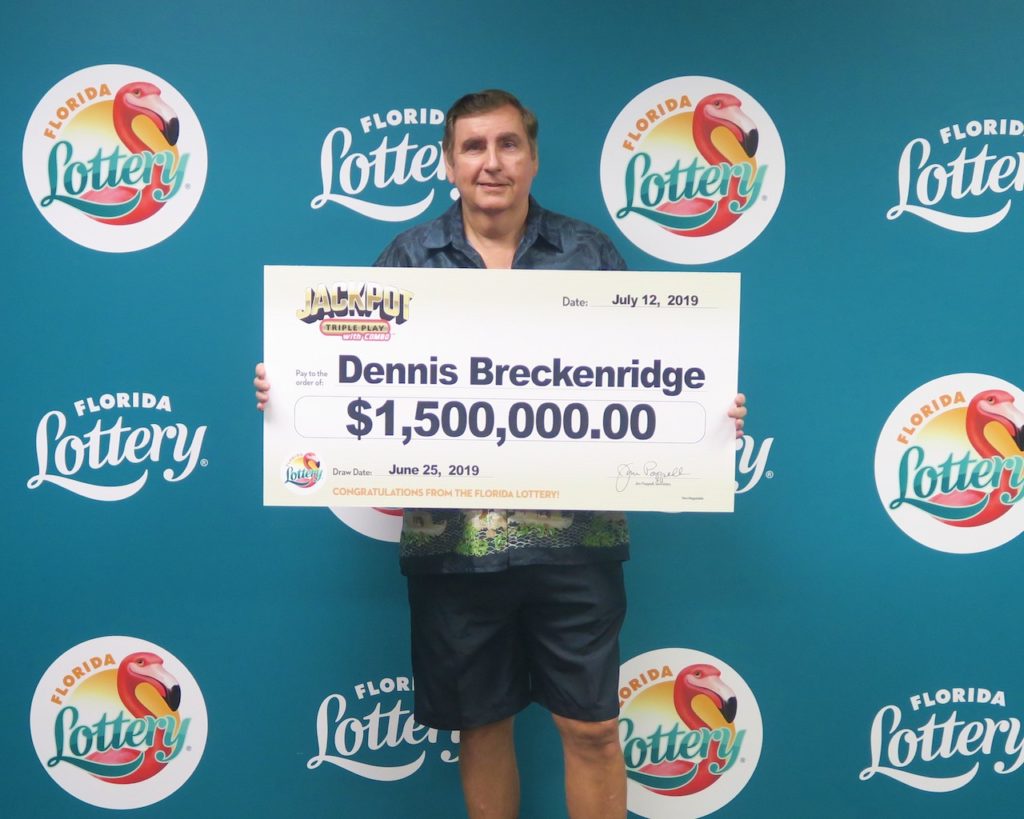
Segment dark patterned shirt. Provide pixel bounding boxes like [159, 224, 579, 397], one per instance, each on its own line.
[375, 198, 631, 574]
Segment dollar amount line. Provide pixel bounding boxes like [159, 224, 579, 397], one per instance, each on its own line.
[345, 399, 657, 446]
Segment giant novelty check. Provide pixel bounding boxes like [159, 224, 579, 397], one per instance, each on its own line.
[263, 266, 739, 512]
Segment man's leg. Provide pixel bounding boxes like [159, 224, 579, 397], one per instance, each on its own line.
[552, 714, 626, 819]
[407, 570, 530, 817]
[459, 716, 519, 819]
[521, 562, 627, 816]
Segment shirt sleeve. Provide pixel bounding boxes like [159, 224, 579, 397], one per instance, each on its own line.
[373, 238, 408, 268]
[600, 236, 628, 271]
[589, 229, 628, 271]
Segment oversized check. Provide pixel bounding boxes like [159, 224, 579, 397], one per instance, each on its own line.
[263, 266, 739, 512]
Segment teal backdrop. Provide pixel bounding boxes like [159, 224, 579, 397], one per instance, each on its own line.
[3, 1, 1024, 816]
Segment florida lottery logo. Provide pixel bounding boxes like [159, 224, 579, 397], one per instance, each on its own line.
[23, 65, 207, 252]
[27, 390, 208, 502]
[310, 102, 449, 222]
[875, 374, 1024, 553]
[601, 77, 784, 264]
[887, 116, 1024, 233]
[30, 637, 208, 809]
[284, 452, 325, 491]
[308, 672, 459, 781]
[619, 649, 762, 817]
[860, 685, 1023, 792]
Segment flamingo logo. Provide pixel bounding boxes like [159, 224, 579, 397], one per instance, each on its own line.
[601, 77, 784, 265]
[875, 374, 1024, 553]
[23, 65, 207, 252]
[284, 451, 325, 490]
[31, 637, 207, 809]
[618, 648, 762, 818]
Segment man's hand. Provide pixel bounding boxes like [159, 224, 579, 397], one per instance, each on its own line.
[728, 393, 747, 438]
[254, 363, 271, 411]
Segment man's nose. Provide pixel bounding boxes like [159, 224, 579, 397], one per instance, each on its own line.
[484, 143, 501, 169]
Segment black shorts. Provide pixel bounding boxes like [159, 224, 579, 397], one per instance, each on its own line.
[406, 562, 627, 730]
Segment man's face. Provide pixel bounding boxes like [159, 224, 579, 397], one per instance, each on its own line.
[445, 104, 538, 218]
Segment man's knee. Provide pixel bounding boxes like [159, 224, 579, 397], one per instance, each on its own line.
[553, 715, 622, 760]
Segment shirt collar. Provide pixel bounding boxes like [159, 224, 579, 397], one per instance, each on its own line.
[423, 197, 563, 255]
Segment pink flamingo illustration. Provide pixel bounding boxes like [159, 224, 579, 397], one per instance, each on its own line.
[87, 652, 182, 784]
[657, 94, 759, 237]
[929, 389, 1024, 526]
[633, 663, 738, 796]
[81, 82, 181, 225]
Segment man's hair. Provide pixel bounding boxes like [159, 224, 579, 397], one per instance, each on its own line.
[442, 89, 539, 159]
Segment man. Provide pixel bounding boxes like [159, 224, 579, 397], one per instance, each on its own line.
[256, 89, 746, 818]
